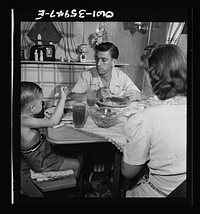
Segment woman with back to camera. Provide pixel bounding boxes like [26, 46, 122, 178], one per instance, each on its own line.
[121, 44, 187, 197]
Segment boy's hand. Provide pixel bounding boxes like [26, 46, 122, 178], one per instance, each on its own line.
[60, 86, 69, 100]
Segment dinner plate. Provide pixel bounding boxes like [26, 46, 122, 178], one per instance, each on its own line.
[97, 97, 131, 108]
[62, 112, 73, 121]
[44, 107, 73, 121]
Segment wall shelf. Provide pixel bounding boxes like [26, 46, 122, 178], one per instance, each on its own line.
[21, 60, 129, 67]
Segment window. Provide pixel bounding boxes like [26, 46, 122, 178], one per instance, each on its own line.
[27, 22, 61, 45]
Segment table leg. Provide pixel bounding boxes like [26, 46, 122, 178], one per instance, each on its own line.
[112, 148, 122, 198]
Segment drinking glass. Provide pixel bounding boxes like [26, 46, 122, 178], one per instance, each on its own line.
[86, 89, 97, 108]
[72, 102, 87, 128]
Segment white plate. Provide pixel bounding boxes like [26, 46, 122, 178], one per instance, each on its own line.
[44, 107, 73, 121]
[62, 112, 73, 121]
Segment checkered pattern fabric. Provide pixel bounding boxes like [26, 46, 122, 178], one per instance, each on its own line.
[52, 22, 78, 61]
[20, 22, 36, 51]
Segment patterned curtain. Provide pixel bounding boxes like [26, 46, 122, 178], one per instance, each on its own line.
[21, 22, 36, 53]
[165, 22, 185, 44]
[52, 22, 78, 61]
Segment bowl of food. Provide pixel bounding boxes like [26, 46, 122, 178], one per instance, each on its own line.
[90, 107, 118, 128]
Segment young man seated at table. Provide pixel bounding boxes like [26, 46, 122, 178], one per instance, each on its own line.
[68, 42, 145, 101]
[67, 42, 145, 194]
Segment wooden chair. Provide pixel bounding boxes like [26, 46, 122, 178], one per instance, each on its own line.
[21, 158, 77, 197]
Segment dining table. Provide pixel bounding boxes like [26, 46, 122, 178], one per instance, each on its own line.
[45, 100, 147, 198]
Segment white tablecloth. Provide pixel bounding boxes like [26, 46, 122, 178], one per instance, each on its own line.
[81, 102, 144, 152]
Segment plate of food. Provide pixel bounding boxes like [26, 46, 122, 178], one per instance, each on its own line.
[97, 96, 131, 108]
[44, 107, 73, 121]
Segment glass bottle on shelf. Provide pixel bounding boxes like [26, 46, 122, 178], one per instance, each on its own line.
[34, 50, 38, 61]
[39, 50, 44, 61]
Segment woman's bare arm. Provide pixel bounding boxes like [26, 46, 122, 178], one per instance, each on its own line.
[121, 161, 143, 179]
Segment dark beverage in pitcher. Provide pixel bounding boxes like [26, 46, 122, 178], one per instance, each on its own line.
[72, 102, 86, 128]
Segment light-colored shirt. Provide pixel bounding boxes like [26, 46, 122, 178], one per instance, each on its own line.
[123, 97, 187, 196]
[72, 67, 140, 96]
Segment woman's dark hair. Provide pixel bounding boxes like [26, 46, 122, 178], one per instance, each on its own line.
[21, 81, 42, 112]
[94, 42, 119, 59]
[143, 44, 187, 100]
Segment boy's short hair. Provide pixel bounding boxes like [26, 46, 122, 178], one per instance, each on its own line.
[21, 81, 42, 112]
[94, 42, 119, 59]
